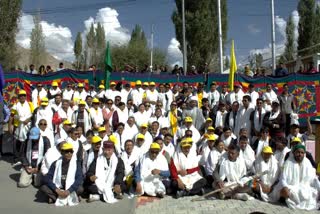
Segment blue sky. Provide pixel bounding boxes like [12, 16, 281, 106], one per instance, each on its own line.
[20, 0, 300, 64]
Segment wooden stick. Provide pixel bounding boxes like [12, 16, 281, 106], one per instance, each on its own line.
[191, 171, 269, 202]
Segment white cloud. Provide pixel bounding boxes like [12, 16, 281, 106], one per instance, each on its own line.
[16, 13, 74, 61]
[248, 10, 300, 66]
[247, 24, 261, 35]
[83, 7, 130, 46]
[167, 38, 183, 67]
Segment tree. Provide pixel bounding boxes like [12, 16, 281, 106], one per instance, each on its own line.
[282, 15, 296, 62]
[0, 0, 22, 71]
[224, 56, 229, 69]
[95, 23, 106, 70]
[172, 0, 228, 70]
[129, 24, 147, 48]
[29, 14, 46, 68]
[86, 23, 96, 66]
[74, 32, 82, 70]
[312, 5, 320, 53]
[297, 0, 315, 56]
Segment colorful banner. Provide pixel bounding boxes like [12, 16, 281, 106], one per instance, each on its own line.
[3, 70, 319, 122]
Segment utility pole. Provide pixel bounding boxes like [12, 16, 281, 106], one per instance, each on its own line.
[217, 0, 224, 74]
[271, 0, 276, 75]
[150, 24, 154, 72]
[182, 0, 187, 75]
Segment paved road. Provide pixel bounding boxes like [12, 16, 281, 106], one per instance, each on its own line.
[0, 156, 136, 214]
[136, 195, 319, 214]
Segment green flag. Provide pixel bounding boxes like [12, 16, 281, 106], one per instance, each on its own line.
[105, 41, 112, 89]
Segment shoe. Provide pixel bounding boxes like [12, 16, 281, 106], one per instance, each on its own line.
[87, 194, 100, 203]
[175, 190, 187, 199]
[200, 188, 206, 196]
[115, 193, 123, 200]
[48, 198, 54, 204]
[233, 193, 254, 201]
[218, 192, 225, 200]
[156, 192, 165, 198]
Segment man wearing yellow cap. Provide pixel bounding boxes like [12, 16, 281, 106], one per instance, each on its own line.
[134, 124, 153, 154]
[176, 117, 201, 152]
[85, 141, 125, 203]
[105, 81, 121, 102]
[10, 90, 34, 165]
[134, 143, 169, 198]
[270, 144, 319, 210]
[96, 84, 106, 99]
[48, 81, 61, 101]
[32, 97, 55, 132]
[54, 119, 72, 145]
[71, 99, 92, 134]
[143, 81, 158, 110]
[90, 98, 104, 129]
[128, 80, 143, 107]
[83, 136, 102, 174]
[252, 146, 279, 202]
[72, 82, 87, 101]
[198, 135, 217, 172]
[31, 83, 48, 109]
[170, 138, 206, 198]
[41, 142, 83, 205]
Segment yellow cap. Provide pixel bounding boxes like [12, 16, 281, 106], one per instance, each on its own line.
[185, 117, 193, 122]
[19, 90, 27, 95]
[79, 100, 86, 105]
[98, 84, 105, 89]
[291, 137, 301, 143]
[41, 101, 48, 106]
[140, 123, 148, 128]
[61, 142, 73, 150]
[63, 120, 72, 125]
[207, 126, 215, 131]
[143, 82, 149, 86]
[91, 136, 102, 144]
[110, 81, 116, 86]
[207, 135, 216, 141]
[150, 142, 160, 150]
[136, 80, 142, 85]
[262, 146, 273, 154]
[137, 133, 145, 140]
[206, 118, 212, 122]
[92, 98, 100, 103]
[185, 137, 193, 143]
[150, 82, 155, 86]
[180, 140, 192, 148]
[78, 83, 84, 87]
[98, 126, 106, 132]
[52, 81, 58, 87]
[41, 97, 49, 102]
[109, 135, 118, 144]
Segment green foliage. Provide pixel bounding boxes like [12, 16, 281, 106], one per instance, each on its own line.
[297, 0, 315, 56]
[29, 14, 46, 68]
[74, 32, 82, 70]
[95, 23, 106, 70]
[172, 0, 228, 70]
[86, 23, 96, 66]
[0, 0, 22, 71]
[282, 15, 296, 62]
[312, 5, 320, 53]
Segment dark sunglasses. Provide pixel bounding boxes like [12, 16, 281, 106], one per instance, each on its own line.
[39, 123, 47, 126]
[107, 102, 113, 105]
[63, 150, 74, 154]
[150, 150, 160, 154]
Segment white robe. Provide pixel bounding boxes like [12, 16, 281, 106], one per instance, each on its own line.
[121, 148, 140, 177]
[205, 149, 225, 176]
[41, 146, 61, 175]
[90, 107, 104, 127]
[133, 111, 149, 127]
[62, 89, 74, 101]
[123, 123, 139, 141]
[239, 145, 255, 171]
[12, 101, 32, 141]
[274, 147, 291, 169]
[173, 151, 203, 191]
[36, 106, 54, 131]
[31, 88, 47, 109]
[40, 128, 55, 147]
[234, 103, 254, 137]
[253, 155, 279, 202]
[255, 137, 270, 158]
[139, 152, 168, 196]
[270, 155, 319, 210]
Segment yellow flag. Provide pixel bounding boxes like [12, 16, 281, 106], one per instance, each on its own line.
[228, 40, 237, 91]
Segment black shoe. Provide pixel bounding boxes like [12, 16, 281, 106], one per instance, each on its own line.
[175, 190, 186, 199]
[156, 192, 165, 198]
[115, 193, 123, 200]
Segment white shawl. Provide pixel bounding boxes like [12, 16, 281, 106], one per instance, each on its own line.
[253, 108, 266, 132]
[173, 151, 202, 190]
[90, 107, 104, 126]
[121, 148, 140, 176]
[41, 146, 61, 175]
[40, 129, 55, 147]
[274, 147, 291, 168]
[219, 155, 247, 185]
[255, 137, 270, 158]
[53, 157, 79, 206]
[26, 137, 44, 167]
[205, 149, 225, 176]
[269, 110, 280, 121]
[239, 145, 256, 170]
[215, 110, 227, 128]
[72, 109, 92, 133]
[95, 153, 118, 203]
